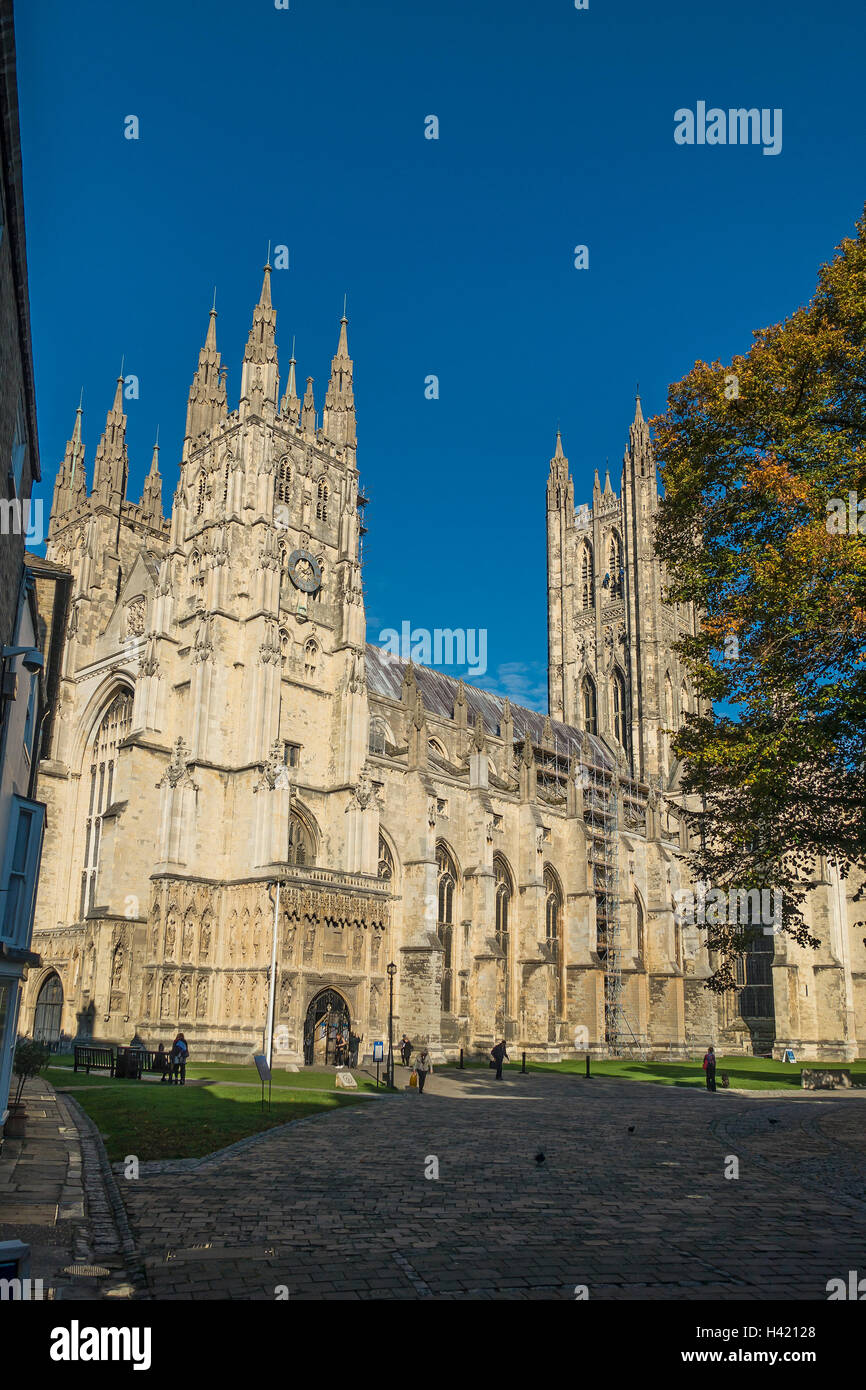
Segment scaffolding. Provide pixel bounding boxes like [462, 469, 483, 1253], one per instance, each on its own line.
[584, 760, 645, 1056]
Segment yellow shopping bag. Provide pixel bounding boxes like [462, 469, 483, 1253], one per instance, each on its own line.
[409, 1071, 418, 1088]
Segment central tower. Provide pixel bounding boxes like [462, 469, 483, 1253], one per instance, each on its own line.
[546, 397, 699, 786]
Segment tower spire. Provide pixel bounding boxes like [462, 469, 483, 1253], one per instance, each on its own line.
[240, 260, 279, 415]
[301, 376, 316, 436]
[184, 302, 227, 457]
[322, 306, 356, 448]
[279, 334, 300, 422]
[139, 431, 164, 524]
[49, 397, 88, 535]
[92, 373, 129, 506]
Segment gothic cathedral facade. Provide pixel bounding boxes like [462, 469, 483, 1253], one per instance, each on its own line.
[21, 269, 865, 1061]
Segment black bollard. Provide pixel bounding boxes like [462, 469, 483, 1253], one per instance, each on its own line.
[459, 1047, 464, 1070]
[586, 1052, 591, 1078]
[522, 1051, 526, 1074]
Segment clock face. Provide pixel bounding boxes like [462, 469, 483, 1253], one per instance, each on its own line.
[287, 549, 322, 594]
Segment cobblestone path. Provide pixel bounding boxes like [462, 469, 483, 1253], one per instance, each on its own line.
[117, 1070, 866, 1300]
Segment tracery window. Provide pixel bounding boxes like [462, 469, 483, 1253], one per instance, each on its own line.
[494, 854, 513, 1015]
[276, 455, 291, 504]
[437, 843, 458, 1013]
[368, 718, 387, 755]
[287, 812, 312, 866]
[612, 670, 628, 751]
[316, 477, 329, 522]
[304, 639, 319, 679]
[607, 532, 623, 597]
[544, 865, 562, 950]
[378, 834, 394, 882]
[582, 674, 598, 734]
[80, 692, 133, 918]
[580, 543, 594, 609]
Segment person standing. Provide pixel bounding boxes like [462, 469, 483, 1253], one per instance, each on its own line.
[400, 1034, 412, 1066]
[703, 1045, 717, 1092]
[414, 1048, 432, 1094]
[490, 1038, 508, 1080]
[170, 1032, 189, 1086]
[156, 1042, 169, 1083]
[348, 1029, 361, 1068]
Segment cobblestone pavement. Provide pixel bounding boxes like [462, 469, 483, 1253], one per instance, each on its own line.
[0, 1078, 137, 1300]
[117, 1069, 866, 1300]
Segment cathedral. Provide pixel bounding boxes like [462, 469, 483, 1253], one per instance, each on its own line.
[20, 267, 865, 1062]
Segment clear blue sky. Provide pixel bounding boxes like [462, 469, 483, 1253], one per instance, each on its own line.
[15, 0, 866, 711]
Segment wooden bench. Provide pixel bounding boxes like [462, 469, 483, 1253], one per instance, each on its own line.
[73, 1045, 116, 1076]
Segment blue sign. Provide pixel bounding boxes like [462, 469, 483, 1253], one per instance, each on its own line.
[784, 1048, 796, 1063]
[373, 1041, 384, 1062]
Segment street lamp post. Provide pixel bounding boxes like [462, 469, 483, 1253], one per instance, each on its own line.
[386, 962, 397, 1089]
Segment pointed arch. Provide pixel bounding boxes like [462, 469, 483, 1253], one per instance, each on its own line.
[611, 667, 628, 752]
[316, 476, 329, 521]
[494, 853, 513, 1016]
[436, 840, 460, 1013]
[582, 673, 598, 735]
[276, 454, 291, 504]
[634, 889, 645, 963]
[78, 690, 134, 918]
[543, 864, 563, 949]
[378, 828, 398, 885]
[579, 541, 594, 610]
[607, 530, 623, 597]
[303, 638, 319, 679]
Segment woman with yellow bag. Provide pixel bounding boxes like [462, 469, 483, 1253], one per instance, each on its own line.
[413, 1048, 432, 1094]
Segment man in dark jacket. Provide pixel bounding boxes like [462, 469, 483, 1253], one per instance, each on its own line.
[491, 1039, 508, 1080]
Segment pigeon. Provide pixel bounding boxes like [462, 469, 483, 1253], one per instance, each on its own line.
[534, 1151, 545, 1165]
[768, 1117, 779, 1126]
[628, 1125, 636, 1134]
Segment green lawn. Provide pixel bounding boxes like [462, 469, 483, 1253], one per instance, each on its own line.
[446, 1055, 866, 1090]
[46, 1054, 383, 1093]
[43, 1054, 391, 1160]
[59, 1079, 377, 1162]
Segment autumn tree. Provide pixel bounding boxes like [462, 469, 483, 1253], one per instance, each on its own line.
[653, 206, 866, 989]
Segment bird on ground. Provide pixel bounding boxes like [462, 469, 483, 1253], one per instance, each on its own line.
[628, 1125, 636, 1134]
[534, 1151, 545, 1165]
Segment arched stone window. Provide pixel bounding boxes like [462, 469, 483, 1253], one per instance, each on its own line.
[580, 543, 594, 609]
[378, 834, 394, 882]
[276, 454, 291, 504]
[368, 717, 388, 755]
[582, 674, 598, 735]
[195, 472, 206, 517]
[316, 477, 329, 521]
[287, 811, 313, 866]
[680, 681, 690, 718]
[494, 854, 513, 1015]
[635, 891, 645, 963]
[80, 692, 133, 918]
[607, 531, 623, 597]
[544, 865, 562, 949]
[304, 639, 318, 679]
[612, 669, 628, 750]
[437, 842, 458, 1013]
[428, 737, 447, 761]
[279, 626, 291, 670]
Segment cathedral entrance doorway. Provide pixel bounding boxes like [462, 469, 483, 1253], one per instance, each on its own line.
[303, 988, 351, 1066]
[33, 972, 63, 1044]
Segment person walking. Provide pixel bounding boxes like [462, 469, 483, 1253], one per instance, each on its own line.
[170, 1032, 189, 1086]
[414, 1048, 432, 1094]
[703, 1045, 717, 1092]
[490, 1038, 508, 1080]
[399, 1033, 411, 1066]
